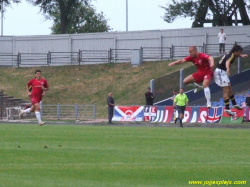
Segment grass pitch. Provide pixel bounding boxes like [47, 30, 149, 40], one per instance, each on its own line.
[0, 123, 249, 187]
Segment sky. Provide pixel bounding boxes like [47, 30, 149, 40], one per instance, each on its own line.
[3, 0, 194, 36]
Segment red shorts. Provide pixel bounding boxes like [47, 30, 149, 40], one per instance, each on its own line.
[30, 95, 42, 105]
[192, 71, 213, 83]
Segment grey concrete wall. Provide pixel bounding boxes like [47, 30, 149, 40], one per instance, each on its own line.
[1, 25, 249, 55]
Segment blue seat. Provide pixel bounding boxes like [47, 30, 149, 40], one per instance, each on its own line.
[219, 98, 224, 103]
[212, 102, 218, 107]
[238, 95, 244, 101]
[219, 102, 224, 106]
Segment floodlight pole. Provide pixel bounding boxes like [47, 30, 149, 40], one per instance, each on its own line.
[1, 1, 3, 36]
[126, 0, 128, 32]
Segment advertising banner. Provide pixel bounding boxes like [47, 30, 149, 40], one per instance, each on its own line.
[112, 106, 144, 121]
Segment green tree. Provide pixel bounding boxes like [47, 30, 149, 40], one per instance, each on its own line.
[0, 0, 21, 12]
[49, 3, 111, 34]
[28, 0, 90, 34]
[160, 0, 250, 27]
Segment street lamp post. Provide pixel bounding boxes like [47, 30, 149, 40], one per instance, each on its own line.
[126, 0, 128, 32]
[1, 1, 3, 36]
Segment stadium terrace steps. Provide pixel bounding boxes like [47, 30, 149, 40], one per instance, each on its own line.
[0, 93, 29, 118]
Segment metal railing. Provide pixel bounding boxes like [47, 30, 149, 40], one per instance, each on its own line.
[41, 104, 96, 120]
[142, 47, 172, 61]
[203, 44, 235, 56]
[110, 49, 132, 63]
[5, 103, 96, 120]
[0, 54, 17, 66]
[50, 52, 79, 66]
[18, 53, 48, 67]
[0, 42, 249, 67]
[79, 50, 110, 64]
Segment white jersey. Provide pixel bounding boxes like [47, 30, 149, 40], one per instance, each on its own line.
[218, 32, 226, 43]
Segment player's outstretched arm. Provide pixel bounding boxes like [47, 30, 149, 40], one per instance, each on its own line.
[240, 54, 248, 58]
[168, 59, 186, 66]
[208, 56, 215, 68]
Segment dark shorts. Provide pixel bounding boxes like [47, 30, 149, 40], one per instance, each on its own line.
[177, 106, 186, 115]
[219, 43, 225, 52]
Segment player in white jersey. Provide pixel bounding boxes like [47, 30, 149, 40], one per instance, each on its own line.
[214, 45, 248, 116]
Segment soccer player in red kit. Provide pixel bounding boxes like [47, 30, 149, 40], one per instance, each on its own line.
[19, 70, 49, 125]
[168, 46, 214, 108]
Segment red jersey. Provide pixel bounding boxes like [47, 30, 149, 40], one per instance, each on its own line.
[27, 78, 49, 98]
[184, 53, 212, 73]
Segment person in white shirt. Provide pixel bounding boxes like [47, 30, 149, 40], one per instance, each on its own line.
[218, 29, 226, 55]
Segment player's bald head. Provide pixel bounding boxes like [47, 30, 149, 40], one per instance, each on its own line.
[189, 46, 197, 51]
[188, 46, 198, 57]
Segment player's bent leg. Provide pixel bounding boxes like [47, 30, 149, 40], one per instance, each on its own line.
[34, 103, 45, 125]
[202, 79, 211, 108]
[180, 113, 184, 127]
[184, 75, 202, 93]
[19, 105, 34, 118]
[222, 86, 230, 100]
[29, 105, 35, 113]
[222, 86, 234, 116]
[228, 85, 242, 110]
[183, 75, 196, 85]
[193, 83, 203, 93]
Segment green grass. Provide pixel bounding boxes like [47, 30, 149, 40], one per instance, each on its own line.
[0, 123, 249, 187]
[0, 61, 188, 118]
[0, 55, 249, 119]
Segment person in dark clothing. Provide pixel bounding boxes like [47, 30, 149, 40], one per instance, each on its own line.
[107, 92, 115, 124]
[145, 87, 154, 105]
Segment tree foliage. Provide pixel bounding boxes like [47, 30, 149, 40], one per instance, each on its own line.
[29, 0, 110, 34]
[160, 0, 250, 27]
[0, 0, 20, 12]
[160, 0, 200, 23]
[49, 3, 111, 34]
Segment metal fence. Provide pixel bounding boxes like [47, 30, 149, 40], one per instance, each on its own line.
[18, 53, 48, 67]
[142, 47, 172, 61]
[80, 50, 110, 64]
[41, 104, 96, 120]
[0, 42, 249, 67]
[50, 52, 79, 66]
[4, 100, 96, 121]
[0, 54, 17, 66]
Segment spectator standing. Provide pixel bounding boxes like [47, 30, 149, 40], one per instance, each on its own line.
[107, 92, 115, 124]
[218, 29, 226, 55]
[174, 88, 189, 127]
[145, 87, 154, 105]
